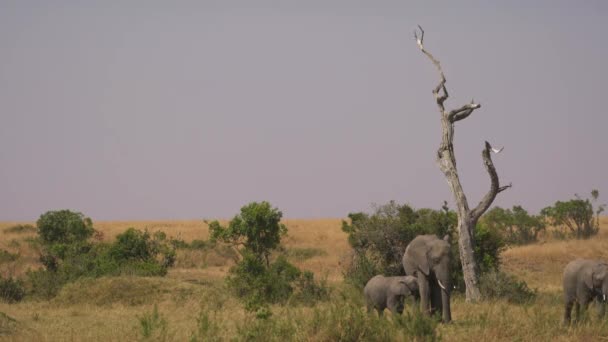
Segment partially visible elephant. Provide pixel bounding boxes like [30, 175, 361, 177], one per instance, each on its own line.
[364, 275, 419, 315]
[563, 258, 608, 324]
[402, 234, 452, 323]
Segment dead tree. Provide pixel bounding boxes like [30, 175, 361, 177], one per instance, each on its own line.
[414, 26, 511, 302]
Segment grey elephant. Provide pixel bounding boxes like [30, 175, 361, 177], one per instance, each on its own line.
[402, 234, 452, 323]
[563, 258, 608, 324]
[364, 275, 419, 315]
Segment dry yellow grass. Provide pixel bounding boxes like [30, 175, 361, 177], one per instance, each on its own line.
[0, 217, 607, 341]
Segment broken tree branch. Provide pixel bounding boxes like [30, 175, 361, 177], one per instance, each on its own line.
[414, 25, 448, 109]
[448, 101, 481, 122]
[470, 141, 512, 221]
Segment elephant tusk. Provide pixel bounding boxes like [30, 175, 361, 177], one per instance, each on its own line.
[604, 294, 606, 301]
[438, 279, 447, 291]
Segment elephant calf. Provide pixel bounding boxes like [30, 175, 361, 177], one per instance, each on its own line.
[563, 258, 608, 324]
[364, 275, 418, 315]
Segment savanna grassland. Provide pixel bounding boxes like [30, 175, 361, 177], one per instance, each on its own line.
[1, 217, 608, 341]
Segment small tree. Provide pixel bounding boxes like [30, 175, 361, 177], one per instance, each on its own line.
[209, 201, 287, 266]
[541, 190, 605, 239]
[36, 210, 94, 245]
[211, 202, 327, 311]
[482, 206, 545, 245]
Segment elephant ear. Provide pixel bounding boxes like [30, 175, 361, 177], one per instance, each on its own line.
[411, 247, 430, 276]
[394, 280, 412, 296]
[592, 264, 608, 288]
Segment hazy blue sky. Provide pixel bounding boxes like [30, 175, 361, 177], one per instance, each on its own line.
[1, 1, 606, 221]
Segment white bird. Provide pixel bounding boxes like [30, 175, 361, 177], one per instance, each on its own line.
[491, 146, 504, 154]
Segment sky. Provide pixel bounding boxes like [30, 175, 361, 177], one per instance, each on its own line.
[1, 1, 606, 221]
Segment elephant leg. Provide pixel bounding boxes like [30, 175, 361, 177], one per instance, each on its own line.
[573, 302, 580, 323]
[417, 275, 431, 316]
[387, 296, 400, 315]
[564, 298, 574, 325]
[563, 298, 574, 325]
[578, 297, 592, 322]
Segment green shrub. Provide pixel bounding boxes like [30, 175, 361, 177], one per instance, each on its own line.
[0, 277, 25, 303]
[3, 224, 36, 234]
[111, 228, 155, 261]
[209, 201, 287, 265]
[29, 219, 176, 299]
[227, 254, 328, 311]
[36, 210, 94, 245]
[479, 270, 536, 303]
[227, 254, 298, 311]
[482, 206, 546, 245]
[473, 222, 505, 273]
[541, 190, 605, 239]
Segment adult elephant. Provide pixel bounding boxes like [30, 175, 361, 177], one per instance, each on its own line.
[402, 234, 452, 323]
[563, 258, 608, 324]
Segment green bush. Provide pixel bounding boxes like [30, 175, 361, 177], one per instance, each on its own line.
[209, 201, 287, 265]
[36, 210, 94, 245]
[0, 277, 25, 303]
[541, 190, 605, 239]
[473, 222, 505, 273]
[227, 254, 298, 310]
[482, 206, 546, 245]
[28, 218, 176, 299]
[227, 254, 328, 311]
[111, 228, 155, 261]
[479, 270, 536, 303]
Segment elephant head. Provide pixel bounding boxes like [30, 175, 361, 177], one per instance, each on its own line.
[402, 234, 452, 322]
[403, 234, 451, 291]
[390, 276, 419, 297]
[586, 262, 608, 301]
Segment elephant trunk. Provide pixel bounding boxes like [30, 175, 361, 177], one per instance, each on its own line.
[436, 262, 451, 323]
[441, 285, 451, 323]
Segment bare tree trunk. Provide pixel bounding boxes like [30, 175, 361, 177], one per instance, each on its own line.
[414, 26, 511, 302]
